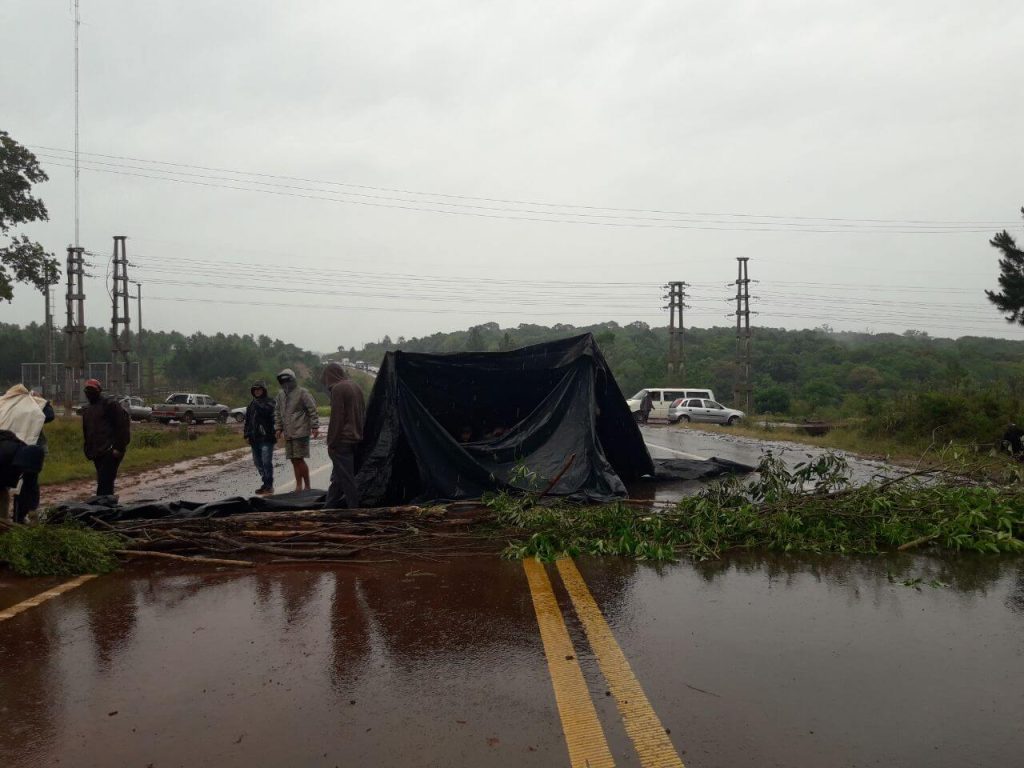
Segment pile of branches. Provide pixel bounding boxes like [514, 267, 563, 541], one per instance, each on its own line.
[96, 503, 502, 568]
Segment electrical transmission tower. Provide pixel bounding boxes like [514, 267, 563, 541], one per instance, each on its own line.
[733, 257, 753, 412]
[665, 281, 689, 379]
[63, 246, 87, 412]
[109, 236, 133, 394]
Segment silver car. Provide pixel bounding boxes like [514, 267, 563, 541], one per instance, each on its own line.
[118, 396, 153, 422]
[668, 398, 744, 425]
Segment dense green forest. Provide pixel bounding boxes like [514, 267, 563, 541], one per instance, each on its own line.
[340, 320, 1024, 412]
[0, 322, 321, 405]
[339, 321, 1024, 445]
[6, 319, 1024, 444]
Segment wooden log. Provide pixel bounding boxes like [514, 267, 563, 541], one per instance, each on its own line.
[238, 529, 400, 543]
[115, 549, 254, 567]
[897, 533, 939, 552]
[205, 532, 360, 558]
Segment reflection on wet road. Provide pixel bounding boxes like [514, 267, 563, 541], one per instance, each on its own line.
[1, 554, 1021, 767]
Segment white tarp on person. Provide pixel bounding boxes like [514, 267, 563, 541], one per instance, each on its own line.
[0, 384, 46, 444]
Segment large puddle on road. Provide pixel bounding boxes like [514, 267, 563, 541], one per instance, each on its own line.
[1, 552, 1021, 767]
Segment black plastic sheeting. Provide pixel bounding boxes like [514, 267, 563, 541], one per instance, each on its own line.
[50, 458, 753, 524]
[50, 489, 328, 524]
[355, 333, 656, 505]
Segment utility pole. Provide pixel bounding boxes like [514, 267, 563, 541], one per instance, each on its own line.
[109, 236, 132, 394]
[665, 281, 689, 379]
[63, 246, 87, 413]
[43, 284, 55, 398]
[131, 280, 146, 395]
[733, 257, 752, 412]
[73, 0, 81, 249]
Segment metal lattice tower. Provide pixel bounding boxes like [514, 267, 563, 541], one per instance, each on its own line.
[109, 236, 132, 394]
[733, 257, 752, 411]
[665, 281, 689, 379]
[63, 246, 87, 411]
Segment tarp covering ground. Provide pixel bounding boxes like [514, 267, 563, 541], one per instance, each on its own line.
[355, 333, 655, 505]
[50, 334, 755, 522]
[51, 458, 751, 523]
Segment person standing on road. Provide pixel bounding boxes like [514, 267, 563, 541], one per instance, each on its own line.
[274, 368, 319, 491]
[640, 390, 654, 424]
[321, 362, 366, 509]
[244, 380, 277, 495]
[81, 379, 131, 497]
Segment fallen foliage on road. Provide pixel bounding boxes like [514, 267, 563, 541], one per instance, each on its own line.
[4, 450, 1023, 575]
[493, 451, 1024, 562]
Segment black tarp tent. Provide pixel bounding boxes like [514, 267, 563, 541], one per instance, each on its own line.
[355, 333, 655, 505]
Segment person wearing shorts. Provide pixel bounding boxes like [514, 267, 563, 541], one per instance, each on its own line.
[284, 436, 310, 460]
[274, 368, 319, 491]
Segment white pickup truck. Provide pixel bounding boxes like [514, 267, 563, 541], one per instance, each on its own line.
[151, 393, 230, 424]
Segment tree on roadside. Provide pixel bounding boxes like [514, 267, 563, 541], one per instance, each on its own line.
[0, 131, 58, 301]
[985, 207, 1024, 324]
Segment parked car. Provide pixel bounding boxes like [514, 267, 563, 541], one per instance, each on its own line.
[118, 396, 153, 422]
[626, 387, 716, 421]
[668, 398, 744, 425]
[229, 406, 246, 423]
[151, 393, 230, 424]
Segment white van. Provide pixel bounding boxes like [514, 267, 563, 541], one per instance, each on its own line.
[626, 387, 716, 420]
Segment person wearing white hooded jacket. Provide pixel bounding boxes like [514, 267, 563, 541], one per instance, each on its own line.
[273, 368, 319, 491]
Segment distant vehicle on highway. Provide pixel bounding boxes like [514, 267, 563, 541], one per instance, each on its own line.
[151, 393, 230, 424]
[626, 387, 715, 421]
[668, 398, 744, 425]
[118, 396, 152, 422]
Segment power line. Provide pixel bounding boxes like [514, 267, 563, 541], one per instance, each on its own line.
[36, 157, 1004, 235]
[31, 144, 1019, 228]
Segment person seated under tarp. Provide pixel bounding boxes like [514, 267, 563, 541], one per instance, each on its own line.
[0, 431, 46, 523]
[1003, 423, 1024, 457]
[0, 384, 54, 522]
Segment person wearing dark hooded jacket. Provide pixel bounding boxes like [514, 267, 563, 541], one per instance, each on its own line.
[80, 379, 131, 497]
[244, 380, 277, 495]
[322, 362, 366, 509]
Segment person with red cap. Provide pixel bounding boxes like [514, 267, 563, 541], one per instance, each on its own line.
[80, 379, 131, 497]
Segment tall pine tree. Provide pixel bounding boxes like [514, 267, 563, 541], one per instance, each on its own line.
[985, 207, 1024, 324]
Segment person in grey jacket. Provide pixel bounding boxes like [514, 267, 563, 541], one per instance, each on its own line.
[274, 368, 319, 491]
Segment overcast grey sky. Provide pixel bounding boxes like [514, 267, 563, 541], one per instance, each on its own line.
[3, 0, 1024, 352]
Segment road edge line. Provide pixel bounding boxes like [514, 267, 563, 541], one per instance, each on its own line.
[522, 558, 616, 768]
[643, 441, 706, 461]
[0, 573, 99, 622]
[555, 558, 686, 768]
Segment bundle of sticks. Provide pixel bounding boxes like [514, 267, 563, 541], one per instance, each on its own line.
[95, 502, 501, 568]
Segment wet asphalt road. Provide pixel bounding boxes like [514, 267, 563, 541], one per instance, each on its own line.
[4, 425, 1022, 766]
[1, 554, 1021, 767]
[113, 423, 892, 508]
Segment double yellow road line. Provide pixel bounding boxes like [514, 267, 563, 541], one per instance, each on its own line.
[524, 558, 685, 768]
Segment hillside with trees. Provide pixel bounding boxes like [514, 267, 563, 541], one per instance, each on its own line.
[340, 321, 1024, 416]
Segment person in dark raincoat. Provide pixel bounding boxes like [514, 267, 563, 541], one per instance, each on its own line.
[321, 362, 366, 509]
[81, 379, 131, 497]
[640, 390, 654, 424]
[244, 380, 277, 495]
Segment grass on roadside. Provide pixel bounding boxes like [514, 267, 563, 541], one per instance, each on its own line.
[39, 418, 246, 486]
[0, 523, 122, 576]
